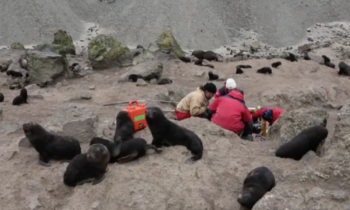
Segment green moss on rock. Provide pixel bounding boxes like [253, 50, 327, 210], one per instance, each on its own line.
[52, 29, 76, 55]
[88, 34, 133, 69]
[10, 42, 25, 50]
[155, 30, 185, 58]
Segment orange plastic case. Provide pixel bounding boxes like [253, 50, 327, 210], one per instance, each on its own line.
[122, 101, 148, 131]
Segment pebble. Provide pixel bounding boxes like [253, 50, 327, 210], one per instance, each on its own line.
[136, 79, 148, 86]
[91, 201, 100, 209]
[89, 85, 96, 90]
[195, 71, 205, 77]
[331, 191, 349, 202]
[29, 196, 42, 210]
[80, 92, 92, 100]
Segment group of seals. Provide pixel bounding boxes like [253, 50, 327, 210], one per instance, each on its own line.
[145, 106, 204, 164]
[237, 166, 276, 209]
[235, 61, 281, 75]
[128, 74, 172, 85]
[275, 125, 328, 160]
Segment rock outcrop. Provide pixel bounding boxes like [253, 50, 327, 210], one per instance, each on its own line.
[26, 50, 68, 86]
[260, 86, 328, 109]
[267, 107, 329, 155]
[148, 29, 185, 58]
[88, 34, 133, 69]
[118, 60, 163, 82]
[43, 106, 99, 143]
[35, 30, 76, 56]
[10, 42, 25, 50]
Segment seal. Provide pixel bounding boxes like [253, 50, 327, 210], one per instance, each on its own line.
[0, 92, 4, 102]
[322, 55, 331, 64]
[113, 111, 135, 142]
[236, 67, 244, 74]
[285, 52, 298, 62]
[145, 106, 204, 164]
[237, 166, 276, 209]
[271, 61, 282, 68]
[324, 62, 335, 68]
[303, 52, 311, 60]
[179, 56, 191, 63]
[12, 88, 28, 106]
[157, 78, 172, 85]
[208, 71, 219, 80]
[63, 143, 110, 186]
[91, 137, 162, 163]
[256, 67, 272, 75]
[236, 65, 252, 69]
[22, 122, 82, 167]
[203, 51, 219, 62]
[89, 137, 121, 163]
[275, 125, 328, 160]
[338, 61, 350, 76]
[128, 74, 142, 83]
[6, 70, 23, 78]
[192, 50, 205, 60]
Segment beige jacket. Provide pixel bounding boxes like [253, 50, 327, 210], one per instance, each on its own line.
[176, 87, 208, 116]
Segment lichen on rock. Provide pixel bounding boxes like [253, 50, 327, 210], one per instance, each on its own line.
[88, 34, 133, 70]
[10, 42, 25, 50]
[152, 29, 185, 58]
[34, 30, 76, 56]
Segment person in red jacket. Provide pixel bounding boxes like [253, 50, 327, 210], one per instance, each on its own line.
[214, 78, 244, 99]
[208, 88, 253, 140]
[252, 107, 284, 126]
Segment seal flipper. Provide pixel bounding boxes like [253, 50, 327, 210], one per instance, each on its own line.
[145, 144, 162, 154]
[76, 178, 95, 185]
[117, 152, 139, 163]
[92, 174, 105, 185]
[39, 154, 51, 167]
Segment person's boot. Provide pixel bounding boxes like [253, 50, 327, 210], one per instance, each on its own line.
[242, 134, 253, 141]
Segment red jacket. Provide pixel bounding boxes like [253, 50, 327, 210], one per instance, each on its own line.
[209, 90, 252, 133]
[252, 107, 284, 125]
[214, 84, 244, 99]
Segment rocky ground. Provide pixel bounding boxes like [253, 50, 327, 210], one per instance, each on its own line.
[1, 41, 350, 209]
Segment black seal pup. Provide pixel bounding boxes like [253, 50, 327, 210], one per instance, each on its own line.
[275, 125, 328, 160]
[322, 55, 331, 63]
[237, 166, 276, 209]
[12, 88, 28, 106]
[203, 51, 219, 61]
[271, 61, 282, 68]
[157, 78, 172, 85]
[338, 61, 350, 76]
[113, 111, 135, 142]
[0, 92, 4, 102]
[90, 137, 161, 163]
[208, 71, 219, 80]
[192, 50, 205, 60]
[23, 122, 81, 166]
[324, 62, 335, 68]
[145, 106, 204, 164]
[63, 144, 110, 186]
[236, 67, 244, 74]
[285, 52, 298, 62]
[128, 74, 142, 83]
[179, 56, 191, 63]
[256, 67, 272, 75]
[6, 70, 23, 78]
[303, 52, 311, 60]
[89, 137, 121, 163]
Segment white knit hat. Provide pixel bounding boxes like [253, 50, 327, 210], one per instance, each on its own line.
[226, 78, 237, 89]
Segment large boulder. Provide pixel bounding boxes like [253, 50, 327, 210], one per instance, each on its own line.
[35, 30, 76, 56]
[10, 42, 25, 50]
[148, 29, 185, 58]
[118, 60, 163, 82]
[260, 85, 328, 109]
[43, 106, 99, 143]
[267, 107, 329, 155]
[26, 50, 68, 86]
[88, 34, 133, 69]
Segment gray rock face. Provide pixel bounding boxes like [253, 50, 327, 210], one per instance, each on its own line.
[43, 106, 98, 143]
[118, 61, 163, 82]
[268, 107, 329, 155]
[26, 50, 68, 86]
[260, 86, 328, 109]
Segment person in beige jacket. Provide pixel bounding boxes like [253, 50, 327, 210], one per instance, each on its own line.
[175, 83, 217, 121]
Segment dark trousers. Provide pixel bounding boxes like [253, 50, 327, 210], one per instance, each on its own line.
[238, 122, 253, 137]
